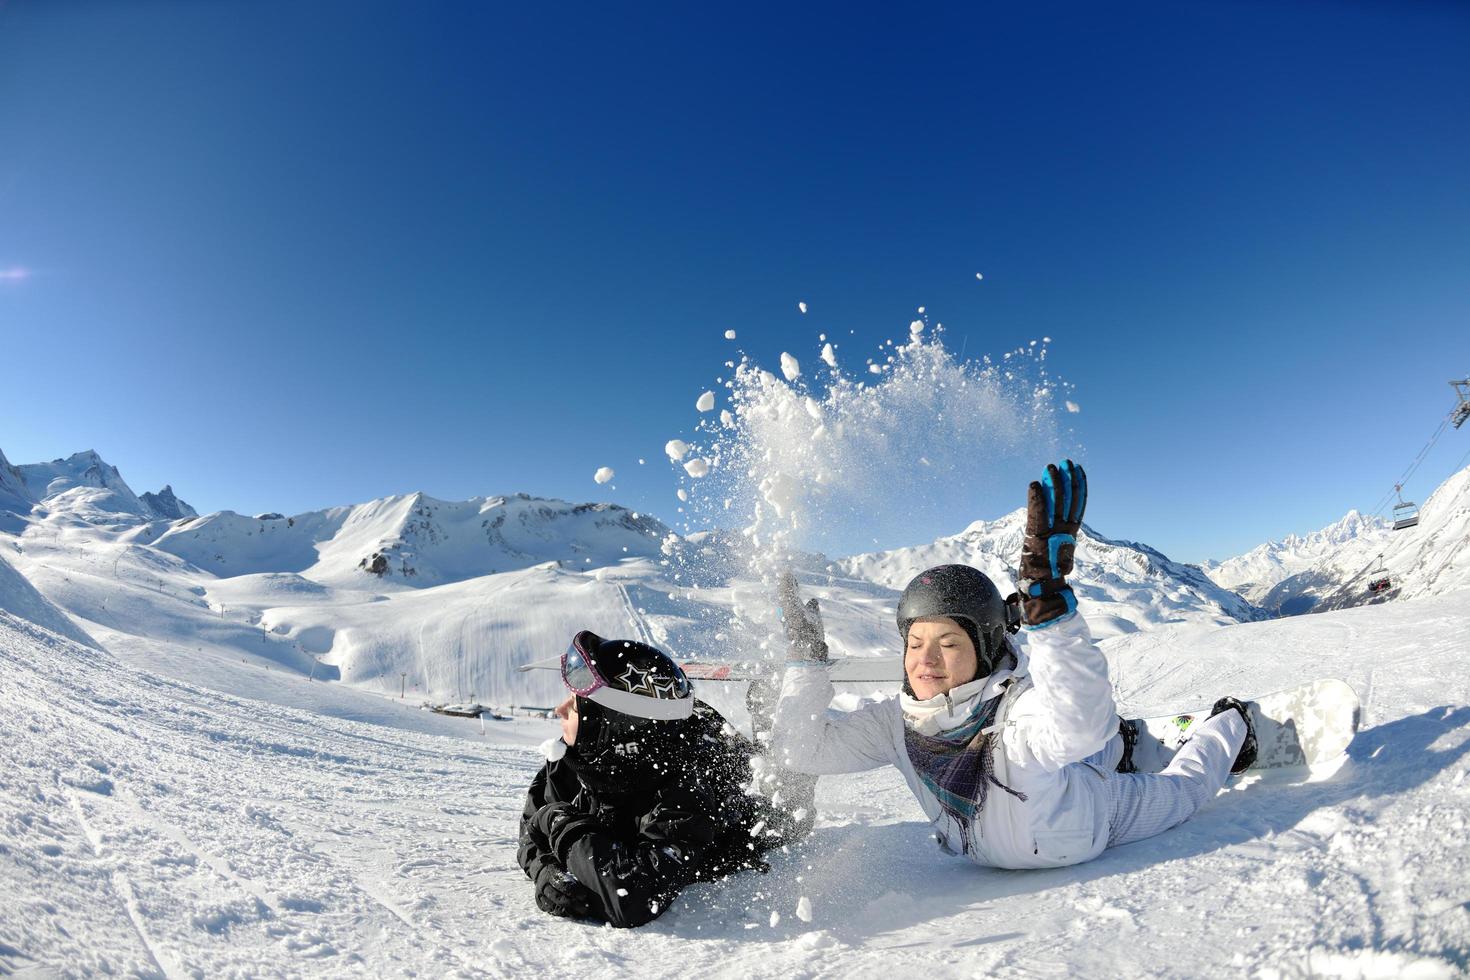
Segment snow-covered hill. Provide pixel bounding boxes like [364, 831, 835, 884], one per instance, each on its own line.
[0, 550, 99, 648]
[3, 574, 1467, 977]
[1200, 510, 1390, 610]
[838, 509, 1267, 640]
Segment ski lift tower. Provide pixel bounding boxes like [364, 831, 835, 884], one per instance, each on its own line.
[1452, 379, 1470, 429]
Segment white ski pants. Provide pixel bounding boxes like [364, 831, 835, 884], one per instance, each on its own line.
[1082, 710, 1247, 848]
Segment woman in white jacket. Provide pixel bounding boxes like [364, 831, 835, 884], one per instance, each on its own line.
[769, 461, 1257, 868]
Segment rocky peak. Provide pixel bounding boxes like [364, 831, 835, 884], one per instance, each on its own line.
[140, 485, 198, 521]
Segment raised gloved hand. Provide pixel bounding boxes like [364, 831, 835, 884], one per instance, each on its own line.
[1017, 459, 1087, 628]
[777, 570, 829, 662]
[532, 859, 600, 919]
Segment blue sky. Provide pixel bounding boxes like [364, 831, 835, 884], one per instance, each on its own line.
[2, 1, 1468, 563]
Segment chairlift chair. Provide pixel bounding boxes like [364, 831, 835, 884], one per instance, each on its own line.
[1452, 379, 1470, 430]
[1391, 484, 1419, 530]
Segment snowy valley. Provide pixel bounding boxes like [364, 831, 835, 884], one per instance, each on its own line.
[2, 447, 1468, 977]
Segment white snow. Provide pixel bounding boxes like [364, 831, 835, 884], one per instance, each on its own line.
[1065, 400, 1080, 413]
[797, 302, 807, 314]
[909, 320, 924, 337]
[2, 578, 1467, 976]
[724, 330, 737, 340]
[665, 439, 690, 461]
[3, 441, 1469, 976]
[780, 352, 801, 382]
[696, 391, 716, 412]
[677, 489, 688, 502]
[593, 466, 615, 484]
[820, 343, 837, 368]
[683, 458, 711, 478]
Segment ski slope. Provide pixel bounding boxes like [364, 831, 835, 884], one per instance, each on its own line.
[3, 590, 1467, 978]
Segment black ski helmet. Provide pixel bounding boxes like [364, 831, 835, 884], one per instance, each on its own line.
[897, 565, 1009, 676]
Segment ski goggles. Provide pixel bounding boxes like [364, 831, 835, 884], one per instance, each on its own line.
[561, 633, 694, 721]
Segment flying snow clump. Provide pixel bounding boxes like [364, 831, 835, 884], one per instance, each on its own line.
[820, 343, 837, 368]
[696, 391, 716, 412]
[797, 301, 807, 314]
[1066, 401, 1081, 413]
[593, 467, 615, 484]
[780, 352, 801, 382]
[683, 458, 710, 478]
[665, 439, 690, 461]
[725, 329, 737, 340]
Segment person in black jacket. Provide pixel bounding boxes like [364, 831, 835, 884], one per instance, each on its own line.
[517, 630, 815, 927]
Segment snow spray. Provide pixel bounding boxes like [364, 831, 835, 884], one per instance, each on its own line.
[667, 317, 1075, 662]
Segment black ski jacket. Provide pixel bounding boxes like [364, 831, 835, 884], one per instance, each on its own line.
[517, 701, 810, 928]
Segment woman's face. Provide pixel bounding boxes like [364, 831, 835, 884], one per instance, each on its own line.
[904, 616, 979, 700]
[554, 694, 580, 745]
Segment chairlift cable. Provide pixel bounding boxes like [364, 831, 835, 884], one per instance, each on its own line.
[1371, 412, 1452, 520]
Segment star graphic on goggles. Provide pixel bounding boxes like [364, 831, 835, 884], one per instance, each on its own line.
[618, 662, 659, 696]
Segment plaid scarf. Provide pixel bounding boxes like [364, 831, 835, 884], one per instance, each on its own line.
[903, 659, 1026, 850]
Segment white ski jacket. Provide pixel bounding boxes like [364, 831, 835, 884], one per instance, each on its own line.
[770, 613, 1118, 868]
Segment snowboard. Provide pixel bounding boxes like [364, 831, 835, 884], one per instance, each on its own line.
[1125, 679, 1361, 772]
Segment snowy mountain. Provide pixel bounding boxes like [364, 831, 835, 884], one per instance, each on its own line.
[146, 491, 670, 586]
[1307, 462, 1470, 613]
[1203, 463, 1470, 617]
[0, 449, 29, 532]
[0, 443, 1283, 713]
[138, 484, 197, 521]
[838, 508, 1267, 640]
[0, 449, 196, 524]
[1200, 510, 1390, 610]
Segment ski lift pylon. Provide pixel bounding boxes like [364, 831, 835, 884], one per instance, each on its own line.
[1391, 483, 1419, 530]
[1451, 379, 1470, 430]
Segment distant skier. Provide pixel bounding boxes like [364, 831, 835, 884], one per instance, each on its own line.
[771, 460, 1257, 868]
[517, 631, 814, 927]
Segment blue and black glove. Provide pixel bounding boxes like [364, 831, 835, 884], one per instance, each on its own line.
[1017, 459, 1087, 628]
[776, 571, 829, 662]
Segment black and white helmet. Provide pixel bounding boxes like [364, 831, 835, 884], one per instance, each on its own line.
[565, 630, 694, 721]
